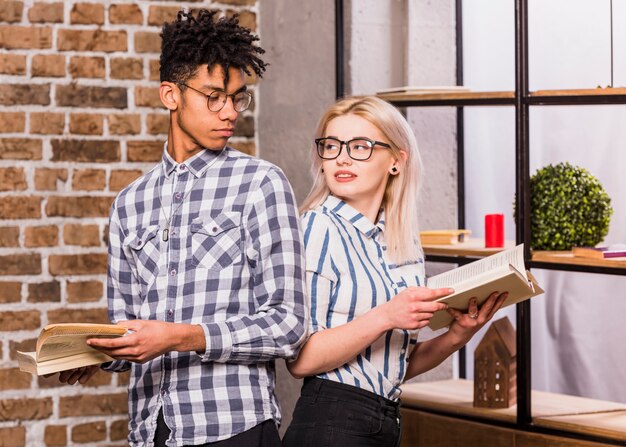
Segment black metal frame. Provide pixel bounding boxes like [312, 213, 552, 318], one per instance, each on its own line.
[334, 0, 626, 445]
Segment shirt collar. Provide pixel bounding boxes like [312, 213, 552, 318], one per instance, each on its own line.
[322, 195, 385, 238]
[161, 142, 224, 178]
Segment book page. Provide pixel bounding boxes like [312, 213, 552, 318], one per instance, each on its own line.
[427, 244, 526, 289]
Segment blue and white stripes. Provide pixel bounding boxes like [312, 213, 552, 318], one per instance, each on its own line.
[302, 195, 425, 401]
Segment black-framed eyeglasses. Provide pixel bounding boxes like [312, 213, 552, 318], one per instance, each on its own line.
[178, 83, 253, 112]
[315, 137, 392, 161]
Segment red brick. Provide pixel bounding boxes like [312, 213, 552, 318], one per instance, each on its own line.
[0, 426, 25, 447]
[127, 140, 164, 162]
[28, 2, 63, 23]
[69, 113, 103, 135]
[69, 56, 105, 78]
[9, 339, 36, 361]
[63, 223, 100, 246]
[220, 0, 255, 4]
[44, 425, 67, 447]
[0, 84, 50, 106]
[227, 9, 256, 31]
[56, 84, 126, 108]
[24, 225, 58, 247]
[0, 138, 42, 160]
[135, 86, 162, 108]
[0, 25, 52, 49]
[46, 196, 114, 218]
[47, 307, 108, 325]
[110, 57, 143, 80]
[48, 254, 108, 275]
[109, 4, 143, 24]
[34, 168, 67, 190]
[110, 418, 128, 441]
[70, 3, 104, 25]
[108, 114, 141, 135]
[72, 169, 106, 191]
[67, 280, 102, 303]
[0, 397, 52, 421]
[51, 140, 120, 162]
[147, 113, 168, 134]
[118, 370, 130, 386]
[0, 310, 41, 331]
[32, 54, 65, 77]
[0, 1, 23, 23]
[149, 59, 160, 81]
[72, 421, 106, 443]
[59, 393, 127, 417]
[0, 368, 30, 391]
[135, 31, 160, 53]
[0, 196, 42, 219]
[0, 112, 25, 133]
[58, 29, 127, 52]
[30, 112, 65, 135]
[110, 169, 143, 192]
[148, 6, 181, 26]
[0, 54, 27, 75]
[28, 281, 61, 303]
[0, 282, 21, 303]
[0, 227, 19, 248]
[0, 167, 27, 191]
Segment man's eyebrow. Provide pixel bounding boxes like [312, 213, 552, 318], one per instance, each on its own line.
[201, 85, 248, 94]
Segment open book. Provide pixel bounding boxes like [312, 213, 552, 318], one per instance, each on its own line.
[426, 244, 543, 331]
[17, 323, 127, 376]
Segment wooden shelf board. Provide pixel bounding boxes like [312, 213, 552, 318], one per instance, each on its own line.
[531, 87, 626, 97]
[377, 91, 515, 102]
[423, 238, 516, 258]
[532, 251, 626, 269]
[400, 379, 626, 440]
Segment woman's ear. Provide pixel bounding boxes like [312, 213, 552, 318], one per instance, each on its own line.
[389, 150, 408, 175]
[160, 82, 179, 111]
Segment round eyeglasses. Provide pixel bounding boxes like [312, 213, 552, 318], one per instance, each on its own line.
[178, 83, 253, 112]
[315, 137, 392, 161]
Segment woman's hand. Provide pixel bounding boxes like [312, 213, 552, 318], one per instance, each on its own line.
[446, 291, 508, 343]
[381, 286, 453, 331]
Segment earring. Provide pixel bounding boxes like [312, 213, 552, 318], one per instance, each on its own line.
[391, 166, 398, 174]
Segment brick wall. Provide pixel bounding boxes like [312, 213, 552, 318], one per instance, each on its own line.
[0, 1, 258, 445]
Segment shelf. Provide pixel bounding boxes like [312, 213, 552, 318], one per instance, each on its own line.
[423, 238, 516, 258]
[400, 379, 626, 442]
[377, 88, 626, 107]
[531, 251, 626, 276]
[529, 87, 626, 105]
[377, 91, 515, 107]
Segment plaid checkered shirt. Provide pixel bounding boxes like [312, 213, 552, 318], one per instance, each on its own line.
[104, 146, 307, 446]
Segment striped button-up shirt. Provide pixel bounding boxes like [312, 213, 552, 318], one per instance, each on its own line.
[302, 195, 425, 401]
[104, 146, 307, 446]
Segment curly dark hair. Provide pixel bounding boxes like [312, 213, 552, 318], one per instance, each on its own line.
[160, 9, 267, 85]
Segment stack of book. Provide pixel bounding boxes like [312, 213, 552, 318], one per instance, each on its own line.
[572, 245, 626, 259]
[420, 229, 471, 245]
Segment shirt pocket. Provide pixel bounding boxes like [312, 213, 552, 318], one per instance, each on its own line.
[190, 212, 243, 271]
[123, 225, 161, 286]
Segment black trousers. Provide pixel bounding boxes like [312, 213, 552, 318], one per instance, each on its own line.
[154, 409, 281, 447]
[283, 377, 402, 447]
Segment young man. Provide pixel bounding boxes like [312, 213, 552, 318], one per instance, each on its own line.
[58, 10, 307, 447]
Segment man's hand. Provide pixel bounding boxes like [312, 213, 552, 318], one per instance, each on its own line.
[87, 320, 205, 364]
[381, 286, 452, 331]
[44, 365, 100, 385]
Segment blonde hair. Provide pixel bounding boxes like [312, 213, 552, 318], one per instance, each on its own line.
[300, 96, 423, 264]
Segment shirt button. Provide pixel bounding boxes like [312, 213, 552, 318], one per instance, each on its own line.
[170, 269, 177, 276]
[400, 348, 406, 354]
[378, 257, 384, 263]
[211, 226, 219, 234]
[180, 165, 186, 170]
[167, 309, 174, 317]
[174, 192, 182, 200]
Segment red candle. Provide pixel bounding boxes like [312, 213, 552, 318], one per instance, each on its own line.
[485, 213, 504, 248]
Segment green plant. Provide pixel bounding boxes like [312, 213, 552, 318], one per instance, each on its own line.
[527, 162, 612, 250]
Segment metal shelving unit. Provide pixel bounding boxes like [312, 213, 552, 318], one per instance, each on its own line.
[335, 0, 626, 445]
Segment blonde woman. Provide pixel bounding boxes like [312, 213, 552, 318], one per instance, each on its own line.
[283, 96, 506, 447]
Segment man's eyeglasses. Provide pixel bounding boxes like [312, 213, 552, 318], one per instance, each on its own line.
[315, 137, 392, 161]
[178, 83, 253, 112]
